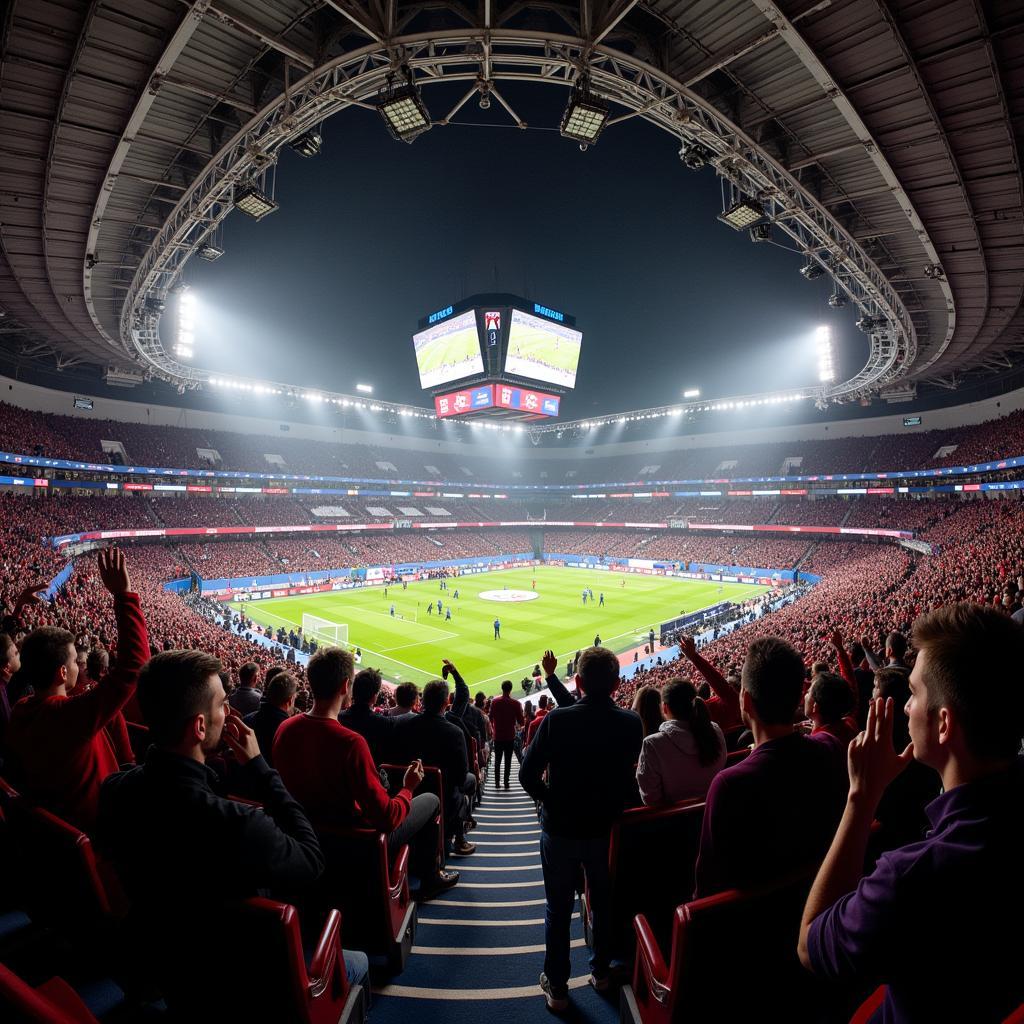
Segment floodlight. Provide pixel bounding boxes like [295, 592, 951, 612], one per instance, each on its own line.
[827, 291, 847, 308]
[799, 259, 826, 280]
[288, 129, 322, 158]
[233, 183, 278, 220]
[356, 383, 373, 394]
[683, 388, 700, 399]
[749, 222, 772, 243]
[679, 141, 712, 170]
[816, 325, 835, 383]
[560, 76, 609, 145]
[377, 68, 431, 143]
[718, 198, 764, 230]
[196, 244, 224, 262]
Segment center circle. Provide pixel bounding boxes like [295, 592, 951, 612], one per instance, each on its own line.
[479, 589, 540, 603]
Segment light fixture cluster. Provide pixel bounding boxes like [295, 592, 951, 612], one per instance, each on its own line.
[719, 198, 765, 230]
[204, 377, 435, 418]
[573, 393, 806, 430]
[560, 74, 610, 148]
[377, 66, 432, 143]
[233, 182, 278, 220]
[467, 421, 525, 433]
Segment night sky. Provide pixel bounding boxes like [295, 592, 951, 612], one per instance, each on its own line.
[181, 81, 867, 419]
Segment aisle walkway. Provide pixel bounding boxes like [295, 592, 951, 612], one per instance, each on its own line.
[372, 778, 620, 1024]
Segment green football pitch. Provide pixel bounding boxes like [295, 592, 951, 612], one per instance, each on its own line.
[417, 326, 480, 373]
[231, 566, 768, 696]
[508, 331, 580, 373]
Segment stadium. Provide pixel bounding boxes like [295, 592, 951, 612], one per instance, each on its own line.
[0, 2, 1022, 1023]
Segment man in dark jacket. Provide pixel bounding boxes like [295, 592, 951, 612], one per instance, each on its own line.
[520, 647, 643, 1011]
[243, 670, 297, 767]
[338, 667, 395, 764]
[97, 649, 367, 1003]
[393, 676, 476, 856]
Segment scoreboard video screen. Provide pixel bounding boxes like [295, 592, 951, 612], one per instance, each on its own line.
[503, 308, 583, 389]
[412, 310, 484, 389]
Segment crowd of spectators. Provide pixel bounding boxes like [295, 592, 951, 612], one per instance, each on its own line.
[5, 398, 1024, 485]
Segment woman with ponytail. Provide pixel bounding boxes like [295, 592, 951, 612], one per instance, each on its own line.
[636, 678, 727, 806]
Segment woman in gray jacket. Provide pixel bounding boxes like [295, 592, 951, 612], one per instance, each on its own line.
[636, 679, 727, 806]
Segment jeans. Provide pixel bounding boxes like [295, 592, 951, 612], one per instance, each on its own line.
[539, 831, 611, 991]
[388, 792, 440, 882]
[447, 771, 477, 845]
[493, 740, 516, 785]
[343, 949, 370, 988]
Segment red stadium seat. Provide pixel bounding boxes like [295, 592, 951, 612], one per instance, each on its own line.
[622, 871, 826, 1024]
[381, 763, 446, 869]
[848, 985, 886, 1024]
[724, 747, 750, 768]
[313, 824, 417, 976]
[0, 964, 103, 1024]
[582, 800, 704, 961]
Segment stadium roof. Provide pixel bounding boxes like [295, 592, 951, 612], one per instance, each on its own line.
[1, 0, 1021, 402]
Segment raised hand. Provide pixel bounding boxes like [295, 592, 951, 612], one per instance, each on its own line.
[97, 547, 131, 595]
[403, 758, 425, 791]
[13, 582, 48, 612]
[541, 649, 558, 677]
[441, 658, 457, 679]
[679, 635, 697, 659]
[847, 697, 914, 808]
[221, 707, 261, 763]
[830, 628, 844, 649]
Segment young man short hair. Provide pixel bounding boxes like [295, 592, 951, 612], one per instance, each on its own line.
[6, 549, 148, 831]
[693, 636, 848, 898]
[243, 670, 298, 766]
[799, 604, 1024, 1023]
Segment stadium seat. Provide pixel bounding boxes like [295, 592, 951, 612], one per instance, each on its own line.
[178, 897, 366, 1024]
[381, 763, 446, 870]
[3, 801, 120, 952]
[582, 800, 704, 961]
[848, 985, 886, 1024]
[313, 824, 417, 977]
[0, 963, 108, 1024]
[622, 871, 826, 1024]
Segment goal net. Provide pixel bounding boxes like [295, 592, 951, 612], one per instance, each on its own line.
[302, 614, 349, 649]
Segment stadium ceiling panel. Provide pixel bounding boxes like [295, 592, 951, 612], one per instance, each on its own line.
[0, 0, 1020, 401]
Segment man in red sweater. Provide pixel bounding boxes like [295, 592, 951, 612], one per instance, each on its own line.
[489, 679, 524, 789]
[525, 693, 550, 748]
[5, 548, 148, 833]
[274, 646, 458, 895]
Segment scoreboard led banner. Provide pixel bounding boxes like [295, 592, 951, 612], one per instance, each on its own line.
[494, 384, 560, 416]
[434, 384, 561, 418]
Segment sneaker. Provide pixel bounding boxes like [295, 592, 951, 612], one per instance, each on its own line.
[452, 839, 476, 856]
[540, 973, 569, 1012]
[589, 974, 610, 993]
[416, 869, 460, 901]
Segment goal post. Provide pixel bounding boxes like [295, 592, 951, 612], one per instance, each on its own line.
[302, 614, 349, 649]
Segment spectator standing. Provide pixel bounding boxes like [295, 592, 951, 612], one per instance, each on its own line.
[525, 693, 550, 747]
[637, 679, 726, 806]
[6, 549, 148, 832]
[520, 647, 643, 1011]
[489, 680, 524, 789]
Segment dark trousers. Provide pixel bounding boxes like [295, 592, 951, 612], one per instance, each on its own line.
[388, 792, 440, 882]
[540, 831, 611, 990]
[493, 740, 517, 786]
[446, 771, 477, 845]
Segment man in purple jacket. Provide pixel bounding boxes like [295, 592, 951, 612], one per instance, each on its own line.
[693, 636, 848, 897]
[799, 604, 1024, 1023]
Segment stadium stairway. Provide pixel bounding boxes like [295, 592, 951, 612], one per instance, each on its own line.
[371, 776, 620, 1024]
